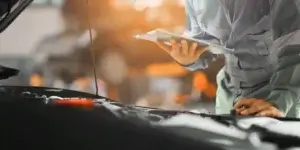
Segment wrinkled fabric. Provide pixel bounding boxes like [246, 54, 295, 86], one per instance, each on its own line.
[184, 0, 300, 117]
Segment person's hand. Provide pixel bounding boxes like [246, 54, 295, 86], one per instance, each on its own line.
[157, 39, 207, 66]
[233, 98, 284, 117]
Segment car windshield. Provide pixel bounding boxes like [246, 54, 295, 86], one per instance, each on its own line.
[0, 0, 223, 112]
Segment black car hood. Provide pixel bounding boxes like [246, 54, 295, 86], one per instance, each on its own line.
[0, 0, 33, 33]
[0, 0, 33, 79]
[0, 65, 19, 79]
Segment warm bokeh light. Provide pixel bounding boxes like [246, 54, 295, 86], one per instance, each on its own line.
[111, 0, 185, 11]
[110, 0, 132, 9]
[193, 72, 216, 99]
[30, 74, 44, 87]
[178, 0, 185, 6]
[133, 0, 163, 11]
[141, 0, 163, 8]
[146, 62, 188, 77]
[111, 0, 162, 10]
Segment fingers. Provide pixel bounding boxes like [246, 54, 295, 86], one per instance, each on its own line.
[189, 42, 198, 56]
[233, 99, 256, 110]
[234, 98, 284, 117]
[157, 39, 204, 57]
[181, 40, 203, 57]
[255, 108, 284, 117]
[195, 46, 206, 57]
[234, 99, 263, 116]
[157, 40, 180, 54]
[239, 104, 267, 116]
[171, 40, 180, 53]
[181, 40, 189, 55]
[255, 110, 274, 117]
[235, 107, 247, 114]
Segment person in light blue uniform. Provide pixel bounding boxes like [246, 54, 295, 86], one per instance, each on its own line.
[158, 0, 300, 118]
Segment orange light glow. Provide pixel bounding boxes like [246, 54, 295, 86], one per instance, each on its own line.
[193, 72, 217, 99]
[178, 0, 185, 6]
[54, 98, 94, 107]
[111, 0, 184, 10]
[133, 0, 163, 11]
[110, 0, 132, 9]
[193, 72, 209, 91]
[146, 62, 188, 77]
[30, 74, 44, 87]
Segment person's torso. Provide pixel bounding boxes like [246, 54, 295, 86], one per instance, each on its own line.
[188, 0, 275, 96]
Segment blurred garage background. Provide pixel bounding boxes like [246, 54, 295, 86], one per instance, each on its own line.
[0, 0, 224, 112]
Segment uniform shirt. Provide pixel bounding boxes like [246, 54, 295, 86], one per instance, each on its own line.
[184, 0, 300, 115]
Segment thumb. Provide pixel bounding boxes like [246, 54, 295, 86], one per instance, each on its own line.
[195, 47, 207, 57]
[157, 41, 171, 53]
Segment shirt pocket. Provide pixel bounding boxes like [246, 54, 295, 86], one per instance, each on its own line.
[245, 11, 272, 56]
[235, 33, 272, 72]
[238, 68, 272, 88]
[246, 31, 271, 56]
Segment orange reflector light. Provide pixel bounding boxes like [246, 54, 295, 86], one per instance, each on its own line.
[54, 98, 94, 107]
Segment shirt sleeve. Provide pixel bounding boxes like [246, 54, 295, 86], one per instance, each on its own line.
[182, 0, 218, 71]
[266, 0, 300, 115]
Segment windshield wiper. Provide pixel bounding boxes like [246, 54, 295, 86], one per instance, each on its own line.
[0, 65, 19, 79]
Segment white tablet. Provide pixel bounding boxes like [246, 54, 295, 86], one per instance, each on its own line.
[134, 29, 233, 54]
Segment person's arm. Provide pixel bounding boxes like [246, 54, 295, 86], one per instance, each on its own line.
[265, 0, 300, 115]
[182, 0, 218, 71]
